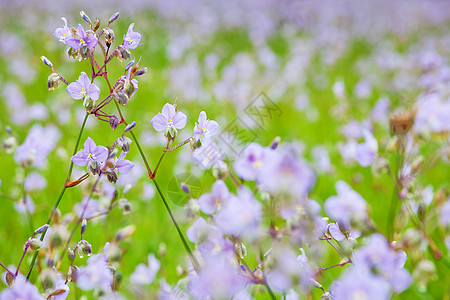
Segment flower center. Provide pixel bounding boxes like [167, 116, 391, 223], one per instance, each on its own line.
[81, 87, 86, 96]
[167, 118, 173, 125]
[253, 160, 261, 168]
[202, 126, 207, 133]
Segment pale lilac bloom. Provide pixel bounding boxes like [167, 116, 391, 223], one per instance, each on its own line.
[440, 198, 450, 226]
[158, 280, 189, 300]
[328, 222, 361, 242]
[354, 80, 372, 99]
[354, 130, 378, 167]
[123, 23, 141, 50]
[54, 17, 72, 44]
[371, 97, 390, 124]
[414, 93, 450, 133]
[353, 234, 412, 293]
[324, 181, 367, 228]
[186, 217, 217, 243]
[66, 24, 98, 49]
[189, 256, 246, 299]
[24, 172, 47, 191]
[76, 254, 113, 292]
[193, 111, 219, 140]
[14, 124, 61, 169]
[331, 268, 391, 300]
[114, 152, 134, 174]
[14, 195, 35, 214]
[52, 275, 70, 300]
[151, 103, 187, 131]
[197, 180, 230, 215]
[74, 197, 103, 219]
[258, 147, 315, 198]
[266, 247, 313, 293]
[192, 139, 223, 170]
[71, 137, 108, 167]
[0, 274, 45, 300]
[233, 142, 268, 180]
[130, 254, 160, 285]
[214, 187, 262, 239]
[66, 72, 100, 100]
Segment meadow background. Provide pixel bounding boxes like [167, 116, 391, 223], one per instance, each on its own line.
[0, 0, 450, 299]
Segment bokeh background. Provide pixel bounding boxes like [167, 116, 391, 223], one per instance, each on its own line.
[1, 0, 450, 298]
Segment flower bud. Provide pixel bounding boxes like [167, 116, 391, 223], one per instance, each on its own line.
[103, 27, 115, 45]
[310, 279, 322, 289]
[180, 182, 190, 194]
[109, 115, 119, 130]
[411, 155, 424, 173]
[134, 67, 148, 76]
[68, 247, 75, 262]
[413, 260, 436, 291]
[80, 11, 91, 24]
[190, 138, 201, 151]
[115, 225, 135, 241]
[52, 208, 62, 224]
[164, 125, 177, 141]
[35, 224, 50, 234]
[235, 242, 247, 259]
[109, 12, 120, 24]
[117, 136, 132, 153]
[40, 269, 58, 291]
[125, 81, 136, 98]
[47, 73, 61, 90]
[6, 272, 14, 286]
[83, 96, 95, 111]
[126, 59, 135, 71]
[88, 160, 100, 175]
[371, 156, 389, 177]
[212, 160, 228, 179]
[29, 237, 43, 251]
[321, 292, 332, 300]
[106, 170, 118, 184]
[124, 121, 136, 132]
[67, 47, 81, 61]
[80, 240, 92, 257]
[81, 219, 87, 235]
[270, 136, 281, 150]
[115, 45, 131, 62]
[113, 90, 129, 105]
[386, 136, 398, 152]
[3, 136, 17, 153]
[40, 56, 53, 68]
[118, 198, 131, 214]
[93, 18, 100, 31]
[158, 243, 167, 256]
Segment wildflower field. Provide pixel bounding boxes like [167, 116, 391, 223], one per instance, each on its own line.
[1, 1, 450, 299]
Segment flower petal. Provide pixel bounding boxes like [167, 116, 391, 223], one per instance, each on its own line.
[71, 151, 88, 166]
[66, 82, 83, 99]
[84, 137, 96, 154]
[151, 113, 168, 131]
[117, 160, 134, 174]
[93, 146, 109, 163]
[88, 83, 100, 100]
[162, 103, 175, 119]
[79, 72, 90, 90]
[172, 111, 187, 129]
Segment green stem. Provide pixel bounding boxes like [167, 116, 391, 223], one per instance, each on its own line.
[26, 113, 89, 280]
[152, 178, 200, 273]
[130, 130, 153, 178]
[264, 280, 276, 300]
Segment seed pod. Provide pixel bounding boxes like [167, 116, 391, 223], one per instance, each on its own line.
[35, 224, 50, 234]
[80, 11, 91, 24]
[47, 73, 61, 90]
[124, 121, 136, 132]
[40, 56, 53, 68]
[93, 18, 100, 31]
[109, 115, 119, 130]
[29, 238, 43, 251]
[109, 12, 120, 24]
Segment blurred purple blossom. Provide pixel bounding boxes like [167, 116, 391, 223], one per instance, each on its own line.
[75, 254, 113, 292]
[193, 111, 219, 140]
[66, 24, 98, 49]
[197, 179, 230, 215]
[151, 103, 187, 131]
[14, 195, 35, 215]
[74, 197, 103, 219]
[214, 186, 262, 239]
[233, 142, 269, 180]
[123, 23, 141, 49]
[24, 171, 47, 192]
[66, 72, 100, 101]
[71, 137, 108, 167]
[324, 181, 367, 228]
[440, 198, 450, 227]
[130, 254, 160, 285]
[354, 130, 378, 167]
[0, 274, 44, 300]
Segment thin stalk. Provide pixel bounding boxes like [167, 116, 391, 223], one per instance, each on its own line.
[26, 113, 89, 280]
[263, 280, 276, 300]
[152, 178, 200, 273]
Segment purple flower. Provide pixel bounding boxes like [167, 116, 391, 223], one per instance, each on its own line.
[353, 234, 412, 293]
[74, 197, 103, 219]
[192, 139, 223, 170]
[114, 152, 134, 174]
[54, 17, 72, 44]
[130, 254, 160, 285]
[193, 111, 219, 140]
[71, 137, 108, 167]
[24, 172, 47, 192]
[189, 255, 246, 299]
[258, 146, 315, 198]
[233, 142, 268, 180]
[150, 103, 187, 131]
[0, 274, 45, 300]
[324, 181, 367, 228]
[66, 72, 100, 101]
[440, 198, 450, 226]
[354, 130, 378, 167]
[75, 254, 113, 292]
[123, 23, 141, 50]
[66, 24, 98, 50]
[331, 268, 391, 300]
[197, 180, 230, 215]
[214, 187, 262, 239]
